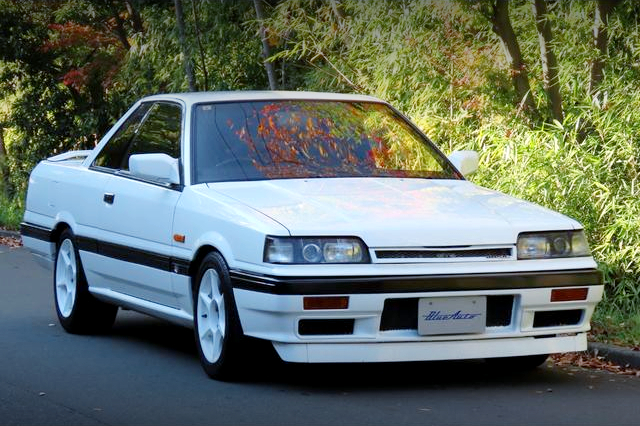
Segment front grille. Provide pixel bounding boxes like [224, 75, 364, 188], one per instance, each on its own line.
[533, 310, 583, 328]
[380, 295, 514, 332]
[298, 319, 355, 336]
[375, 248, 512, 260]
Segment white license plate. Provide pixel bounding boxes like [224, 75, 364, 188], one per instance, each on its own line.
[418, 296, 486, 335]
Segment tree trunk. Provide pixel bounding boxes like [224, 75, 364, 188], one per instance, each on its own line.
[253, 0, 277, 90]
[125, 0, 144, 33]
[191, 0, 209, 91]
[110, 1, 131, 50]
[532, 0, 563, 122]
[490, 0, 537, 115]
[174, 0, 197, 92]
[589, 0, 620, 94]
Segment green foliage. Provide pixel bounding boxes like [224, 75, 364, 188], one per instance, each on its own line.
[592, 308, 640, 348]
[115, 1, 267, 100]
[0, 1, 90, 195]
[0, 189, 23, 230]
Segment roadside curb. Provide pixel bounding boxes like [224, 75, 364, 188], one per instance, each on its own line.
[588, 341, 640, 369]
[0, 229, 20, 238]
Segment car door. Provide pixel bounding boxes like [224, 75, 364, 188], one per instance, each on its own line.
[87, 101, 184, 308]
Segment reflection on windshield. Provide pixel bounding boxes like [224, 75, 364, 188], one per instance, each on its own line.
[193, 100, 458, 183]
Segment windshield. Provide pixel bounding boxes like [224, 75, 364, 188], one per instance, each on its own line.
[192, 100, 460, 183]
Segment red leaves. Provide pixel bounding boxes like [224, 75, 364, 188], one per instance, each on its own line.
[43, 22, 120, 52]
[62, 68, 84, 87]
[61, 54, 122, 91]
[43, 21, 124, 92]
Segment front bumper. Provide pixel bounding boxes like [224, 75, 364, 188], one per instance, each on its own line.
[273, 333, 588, 363]
[231, 269, 603, 363]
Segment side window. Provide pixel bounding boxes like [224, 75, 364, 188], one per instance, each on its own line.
[126, 102, 182, 168]
[93, 103, 152, 170]
[92, 102, 182, 171]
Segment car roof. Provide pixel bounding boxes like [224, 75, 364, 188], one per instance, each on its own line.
[139, 90, 387, 107]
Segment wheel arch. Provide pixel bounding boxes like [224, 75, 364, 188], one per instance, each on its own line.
[52, 210, 79, 244]
[51, 222, 72, 245]
[189, 244, 222, 280]
[188, 231, 236, 282]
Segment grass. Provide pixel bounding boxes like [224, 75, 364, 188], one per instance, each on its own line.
[0, 192, 23, 230]
[591, 309, 640, 349]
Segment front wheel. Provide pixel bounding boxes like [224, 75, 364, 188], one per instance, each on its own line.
[193, 252, 245, 380]
[54, 229, 117, 334]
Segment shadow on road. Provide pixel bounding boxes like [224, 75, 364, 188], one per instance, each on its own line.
[103, 309, 573, 390]
[109, 310, 198, 356]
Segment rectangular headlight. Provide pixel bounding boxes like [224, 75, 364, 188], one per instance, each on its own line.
[517, 230, 591, 260]
[264, 236, 370, 264]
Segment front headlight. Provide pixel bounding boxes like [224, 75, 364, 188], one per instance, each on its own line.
[264, 236, 370, 264]
[517, 230, 591, 260]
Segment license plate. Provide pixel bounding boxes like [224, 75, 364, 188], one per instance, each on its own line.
[418, 296, 486, 335]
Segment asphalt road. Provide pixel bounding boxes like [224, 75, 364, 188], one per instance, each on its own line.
[1, 246, 639, 426]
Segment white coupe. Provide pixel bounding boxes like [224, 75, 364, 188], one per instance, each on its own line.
[21, 91, 602, 380]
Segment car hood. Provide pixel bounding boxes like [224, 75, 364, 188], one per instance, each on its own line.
[206, 178, 580, 247]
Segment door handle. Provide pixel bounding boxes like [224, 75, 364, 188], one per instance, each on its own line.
[103, 193, 115, 204]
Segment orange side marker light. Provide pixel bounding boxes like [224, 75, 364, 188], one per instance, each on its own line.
[551, 288, 588, 302]
[303, 296, 349, 310]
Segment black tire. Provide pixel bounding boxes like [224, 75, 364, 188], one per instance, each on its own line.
[54, 229, 118, 334]
[486, 354, 549, 371]
[193, 251, 245, 380]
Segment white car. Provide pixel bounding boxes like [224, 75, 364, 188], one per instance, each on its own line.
[21, 91, 602, 380]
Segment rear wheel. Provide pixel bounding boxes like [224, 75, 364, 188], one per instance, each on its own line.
[54, 229, 117, 334]
[193, 252, 245, 380]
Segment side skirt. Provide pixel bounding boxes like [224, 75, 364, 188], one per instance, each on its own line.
[89, 287, 194, 328]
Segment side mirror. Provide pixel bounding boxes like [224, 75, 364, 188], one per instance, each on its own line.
[129, 153, 180, 185]
[447, 150, 479, 177]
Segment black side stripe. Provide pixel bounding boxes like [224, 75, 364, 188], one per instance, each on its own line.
[20, 223, 191, 275]
[20, 222, 55, 242]
[229, 269, 603, 295]
[75, 236, 191, 276]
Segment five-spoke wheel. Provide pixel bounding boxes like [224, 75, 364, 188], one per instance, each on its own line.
[193, 251, 243, 380]
[55, 238, 77, 318]
[54, 229, 118, 334]
[196, 268, 227, 364]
